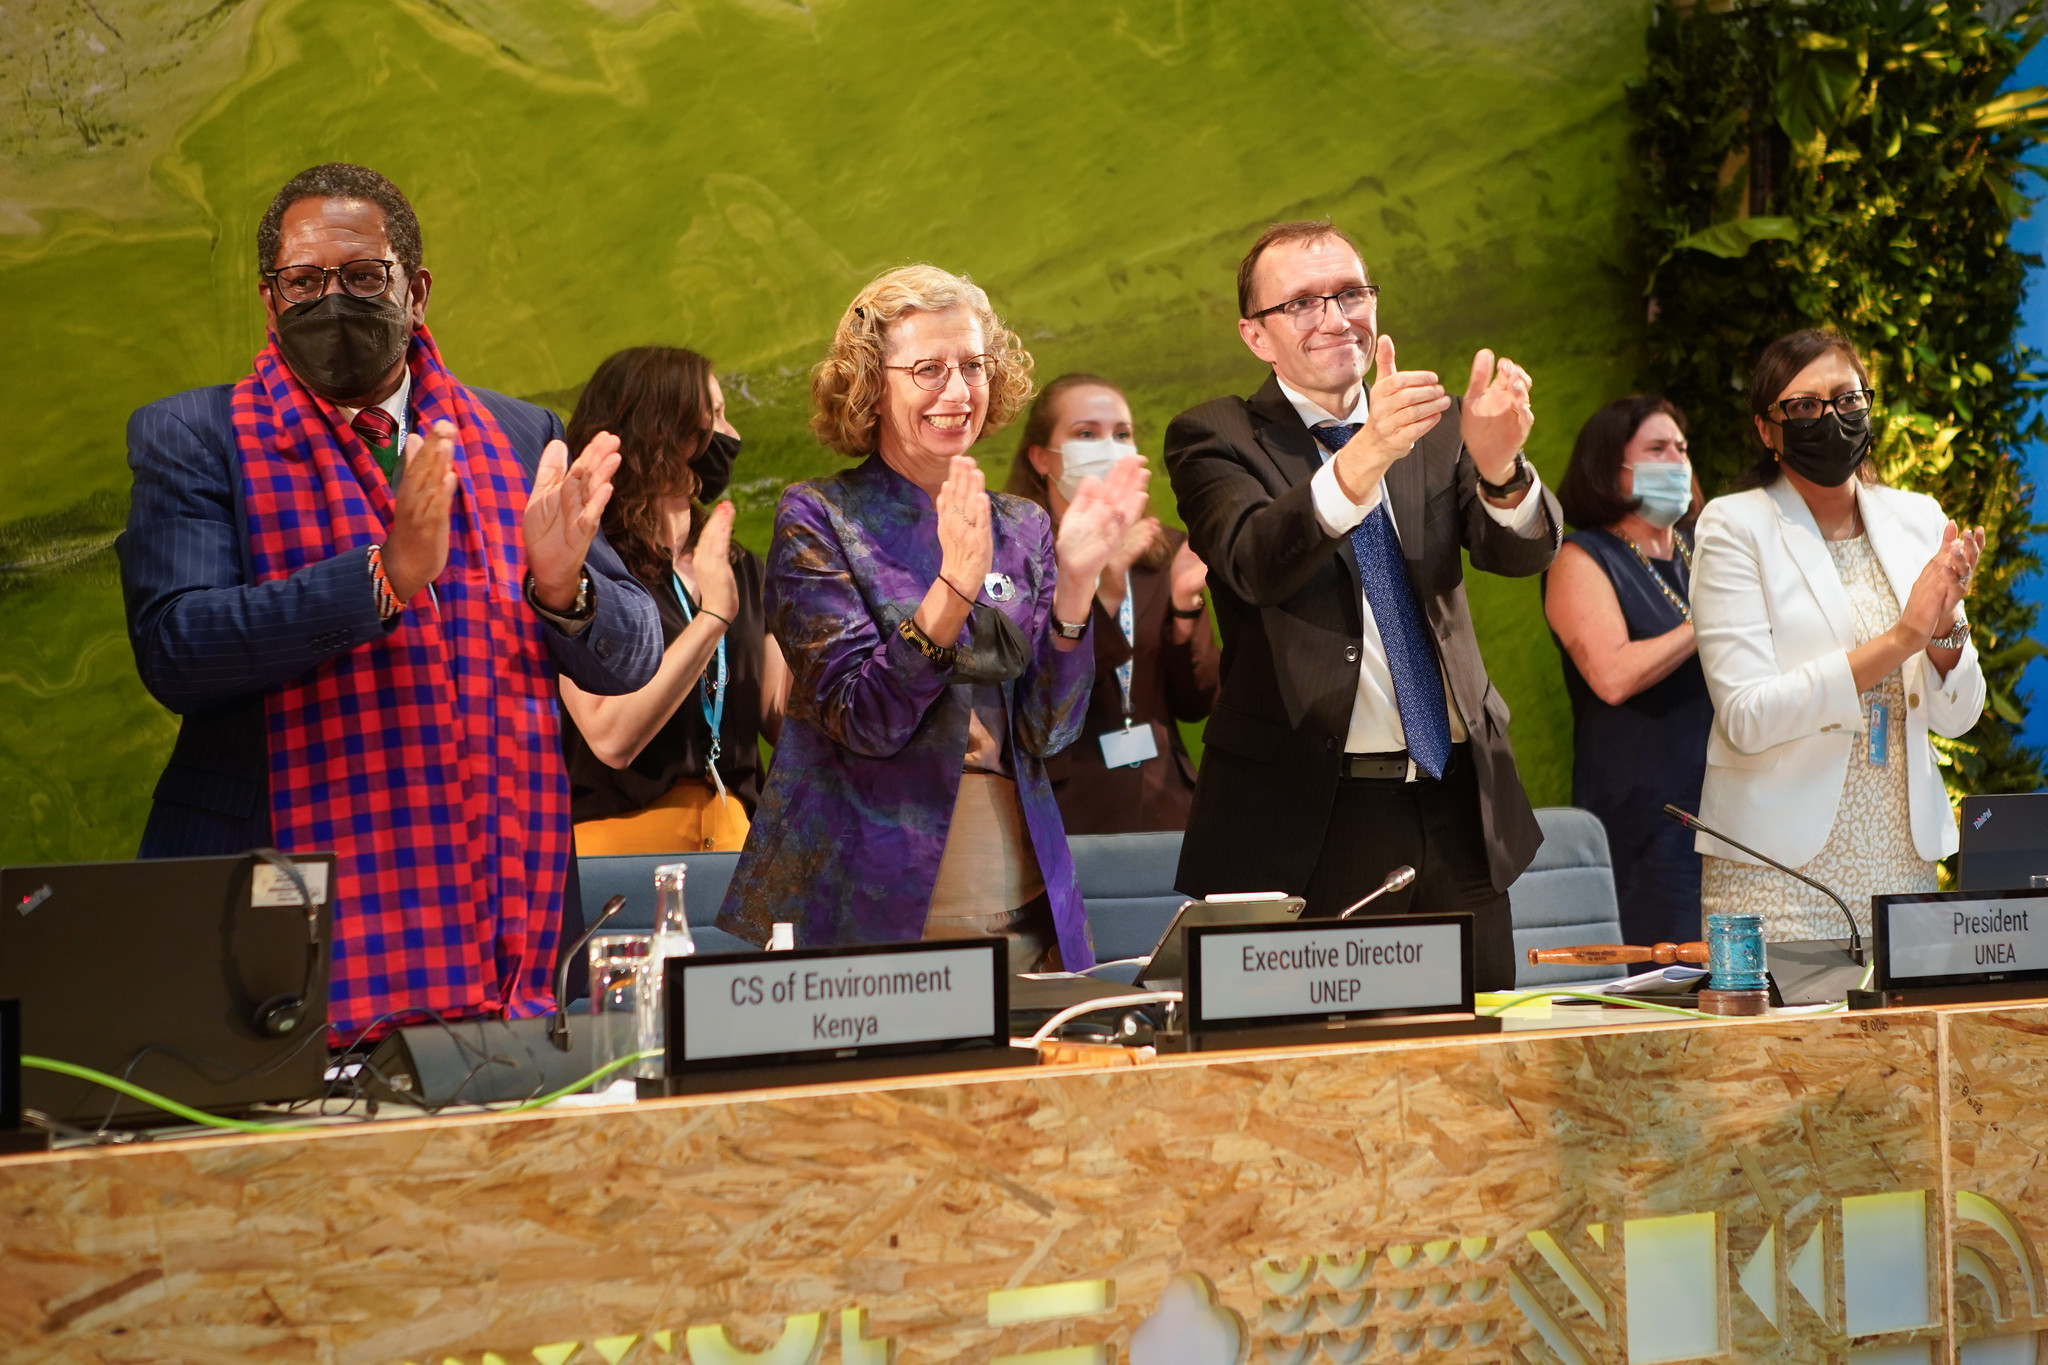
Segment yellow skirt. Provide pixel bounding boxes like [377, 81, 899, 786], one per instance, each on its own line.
[572, 779, 750, 856]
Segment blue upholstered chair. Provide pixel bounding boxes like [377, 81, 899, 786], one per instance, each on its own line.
[1067, 830, 1189, 982]
[1508, 807, 1627, 988]
[578, 850, 757, 955]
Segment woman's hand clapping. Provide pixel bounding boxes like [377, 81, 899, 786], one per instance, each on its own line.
[687, 501, 741, 626]
[1054, 455, 1151, 625]
[1896, 520, 1982, 651]
[934, 455, 995, 593]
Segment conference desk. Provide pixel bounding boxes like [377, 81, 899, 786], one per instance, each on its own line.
[3, 1000, 2046, 1364]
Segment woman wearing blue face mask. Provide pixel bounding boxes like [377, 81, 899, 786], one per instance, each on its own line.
[1544, 395, 1711, 944]
[1006, 373, 1220, 833]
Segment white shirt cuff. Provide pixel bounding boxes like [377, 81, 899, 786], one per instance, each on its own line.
[1311, 459, 1380, 537]
[1479, 472, 1546, 531]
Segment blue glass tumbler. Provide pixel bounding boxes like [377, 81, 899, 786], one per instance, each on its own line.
[1707, 913, 1767, 992]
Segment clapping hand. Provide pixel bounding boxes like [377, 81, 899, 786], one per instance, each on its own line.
[1103, 515, 1163, 585]
[1168, 538, 1209, 611]
[1055, 454, 1151, 591]
[934, 455, 995, 591]
[382, 419, 460, 602]
[687, 500, 741, 626]
[1332, 335, 1448, 502]
[1903, 521, 1983, 650]
[1461, 348, 1535, 487]
[526, 430, 621, 611]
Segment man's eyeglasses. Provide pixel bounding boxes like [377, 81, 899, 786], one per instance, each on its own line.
[1244, 285, 1380, 330]
[263, 259, 399, 305]
[885, 356, 996, 392]
[1768, 389, 1874, 426]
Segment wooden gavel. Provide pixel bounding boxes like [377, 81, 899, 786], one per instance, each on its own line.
[1526, 941, 1709, 967]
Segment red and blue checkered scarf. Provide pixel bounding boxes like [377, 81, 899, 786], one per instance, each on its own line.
[233, 327, 569, 1043]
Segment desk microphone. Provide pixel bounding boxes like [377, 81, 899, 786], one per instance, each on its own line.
[1339, 866, 1417, 919]
[1661, 805, 1864, 964]
[550, 894, 627, 1052]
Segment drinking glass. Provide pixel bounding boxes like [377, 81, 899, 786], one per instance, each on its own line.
[587, 932, 653, 1088]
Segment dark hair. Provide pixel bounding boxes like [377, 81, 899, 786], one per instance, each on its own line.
[256, 163, 423, 275]
[1732, 328, 1879, 491]
[569, 346, 719, 585]
[1004, 373, 1171, 572]
[1237, 220, 1366, 317]
[1557, 394, 1694, 530]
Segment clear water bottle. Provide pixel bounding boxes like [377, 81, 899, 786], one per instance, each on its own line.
[635, 862, 696, 1076]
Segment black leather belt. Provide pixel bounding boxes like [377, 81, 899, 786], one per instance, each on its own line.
[1340, 744, 1465, 782]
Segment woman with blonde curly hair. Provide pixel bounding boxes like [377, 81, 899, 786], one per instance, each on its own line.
[716, 265, 1150, 970]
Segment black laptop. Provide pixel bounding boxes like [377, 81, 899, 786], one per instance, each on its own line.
[1958, 793, 2048, 891]
[0, 853, 335, 1127]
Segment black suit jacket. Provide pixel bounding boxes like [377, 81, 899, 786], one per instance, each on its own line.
[1164, 372, 1561, 896]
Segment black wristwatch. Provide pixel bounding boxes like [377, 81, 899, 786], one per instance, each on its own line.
[1168, 594, 1206, 620]
[1478, 453, 1534, 499]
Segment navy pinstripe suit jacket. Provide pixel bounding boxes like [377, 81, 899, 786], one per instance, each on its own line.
[117, 382, 663, 859]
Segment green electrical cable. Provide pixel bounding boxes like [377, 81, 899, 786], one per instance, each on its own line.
[21, 1056, 308, 1132]
[22, 1047, 668, 1134]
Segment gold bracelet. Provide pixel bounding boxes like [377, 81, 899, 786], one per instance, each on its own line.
[898, 617, 956, 668]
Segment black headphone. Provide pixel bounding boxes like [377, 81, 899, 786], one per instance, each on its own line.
[249, 848, 324, 1039]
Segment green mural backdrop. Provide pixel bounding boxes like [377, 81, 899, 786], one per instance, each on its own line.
[2, 0, 1650, 865]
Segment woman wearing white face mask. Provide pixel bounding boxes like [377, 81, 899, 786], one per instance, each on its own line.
[1007, 374, 1220, 833]
[1544, 395, 1711, 944]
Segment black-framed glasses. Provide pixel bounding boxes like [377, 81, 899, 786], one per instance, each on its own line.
[263, 259, 399, 304]
[1769, 388, 1874, 426]
[1244, 285, 1380, 330]
[885, 355, 996, 392]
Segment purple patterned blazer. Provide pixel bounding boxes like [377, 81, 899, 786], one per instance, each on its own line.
[715, 455, 1098, 968]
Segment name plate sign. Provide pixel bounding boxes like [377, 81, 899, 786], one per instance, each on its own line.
[1874, 888, 2048, 993]
[1185, 914, 1474, 1034]
[667, 938, 1008, 1074]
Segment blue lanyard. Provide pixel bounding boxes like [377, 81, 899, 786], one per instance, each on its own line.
[1115, 572, 1135, 723]
[670, 572, 727, 774]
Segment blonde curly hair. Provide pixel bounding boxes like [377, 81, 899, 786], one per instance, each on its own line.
[810, 264, 1035, 457]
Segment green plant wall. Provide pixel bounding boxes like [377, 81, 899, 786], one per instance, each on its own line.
[1633, 0, 2048, 802]
[1, 0, 1652, 865]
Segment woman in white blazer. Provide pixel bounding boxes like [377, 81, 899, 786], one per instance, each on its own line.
[1692, 330, 1984, 941]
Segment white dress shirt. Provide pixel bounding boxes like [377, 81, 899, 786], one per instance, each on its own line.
[1280, 377, 1544, 758]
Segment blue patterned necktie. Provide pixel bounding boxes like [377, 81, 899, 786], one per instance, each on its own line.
[1316, 422, 1454, 779]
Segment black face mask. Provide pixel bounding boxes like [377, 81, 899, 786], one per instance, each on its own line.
[694, 430, 741, 503]
[951, 602, 1032, 685]
[273, 292, 411, 401]
[1778, 408, 1873, 488]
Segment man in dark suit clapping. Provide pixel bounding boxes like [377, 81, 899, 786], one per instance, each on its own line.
[1165, 220, 1561, 988]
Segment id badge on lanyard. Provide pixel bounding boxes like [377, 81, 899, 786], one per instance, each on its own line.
[1097, 573, 1161, 770]
[1867, 699, 1889, 767]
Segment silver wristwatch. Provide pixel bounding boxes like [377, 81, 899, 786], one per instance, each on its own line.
[1934, 615, 1969, 650]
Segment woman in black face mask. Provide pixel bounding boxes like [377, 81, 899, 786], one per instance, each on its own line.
[1688, 329, 1986, 945]
[556, 346, 790, 856]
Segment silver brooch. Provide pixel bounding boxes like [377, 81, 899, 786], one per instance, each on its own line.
[983, 572, 1016, 603]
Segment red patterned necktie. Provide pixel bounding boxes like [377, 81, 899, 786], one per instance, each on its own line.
[350, 407, 400, 481]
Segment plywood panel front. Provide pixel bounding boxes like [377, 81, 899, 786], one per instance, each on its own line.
[0, 1012, 1954, 1364]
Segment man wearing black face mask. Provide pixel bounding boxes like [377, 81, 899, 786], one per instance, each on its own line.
[117, 162, 664, 1044]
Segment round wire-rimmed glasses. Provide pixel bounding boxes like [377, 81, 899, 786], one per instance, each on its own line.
[263, 259, 399, 305]
[884, 355, 996, 392]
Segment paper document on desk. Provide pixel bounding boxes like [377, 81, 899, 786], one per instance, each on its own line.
[1596, 964, 1708, 994]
